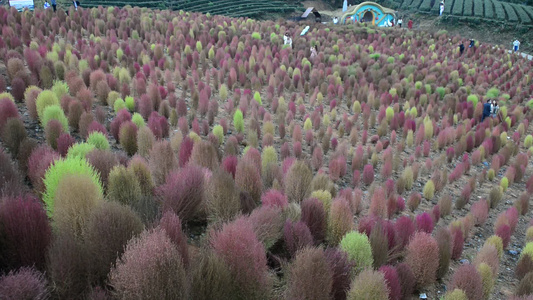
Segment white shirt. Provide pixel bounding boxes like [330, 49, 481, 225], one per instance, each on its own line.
[44, 1, 50, 8]
[283, 35, 292, 47]
[514, 40, 520, 47]
[333, 17, 338, 24]
[398, 19, 402, 25]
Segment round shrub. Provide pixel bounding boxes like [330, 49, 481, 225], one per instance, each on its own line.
[477, 262, 494, 300]
[107, 165, 142, 207]
[132, 113, 145, 128]
[125, 96, 135, 111]
[213, 125, 224, 144]
[114, 99, 126, 113]
[448, 264, 483, 300]
[54, 174, 104, 236]
[286, 247, 333, 300]
[0, 267, 49, 300]
[442, 289, 468, 300]
[405, 232, 439, 288]
[36, 90, 60, 121]
[211, 217, 271, 298]
[485, 235, 504, 258]
[233, 109, 244, 133]
[423, 180, 435, 200]
[84, 201, 144, 284]
[0, 98, 21, 134]
[67, 142, 96, 159]
[285, 160, 313, 203]
[119, 121, 138, 156]
[42, 156, 103, 217]
[109, 228, 188, 299]
[45, 119, 64, 150]
[158, 165, 205, 223]
[235, 158, 263, 205]
[340, 231, 373, 272]
[206, 169, 241, 223]
[0, 195, 51, 271]
[189, 250, 236, 300]
[87, 131, 110, 150]
[347, 269, 389, 300]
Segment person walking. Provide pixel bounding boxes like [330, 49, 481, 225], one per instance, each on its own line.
[44, 0, 50, 9]
[459, 42, 465, 55]
[51, 0, 56, 11]
[310, 45, 318, 60]
[408, 19, 413, 29]
[469, 39, 475, 48]
[439, 1, 444, 16]
[513, 39, 520, 52]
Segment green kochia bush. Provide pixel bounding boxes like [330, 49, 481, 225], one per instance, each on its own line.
[234, 109, 244, 133]
[87, 132, 110, 150]
[340, 231, 373, 273]
[36, 90, 60, 121]
[42, 105, 69, 131]
[42, 157, 103, 217]
[68, 142, 96, 159]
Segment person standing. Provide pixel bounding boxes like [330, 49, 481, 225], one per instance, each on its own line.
[408, 19, 413, 29]
[283, 32, 292, 48]
[469, 39, 475, 48]
[398, 18, 403, 28]
[482, 99, 492, 122]
[513, 40, 520, 52]
[491, 100, 499, 118]
[333, 16, 338, 24]
[51, 0, 56, 11]
[44, 0, 50, 9]
[73, 0, 79, 10]
[439, 1, 444, 16]
[459, 42, 465, 55]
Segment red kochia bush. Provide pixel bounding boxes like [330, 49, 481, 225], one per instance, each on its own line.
[416, 212, 434, 233]
[235, 157, 263, 206]
[324, 247, 354, 300]
[394, 216, 415, 249]
[449, 264, 483, 300]
[396, 263, 416, 299]
[0, 98, 20, 133]
[0, 195, 51, 271]
[301, 197, 327, 245]
[178, 136, 194, 167]
[286, 247, 333, 300]
[56, 133, 75, 157]
[157, 164, 205, 223]
[379, 265, 402, 300]
[362, 164, 374, 185]
[158, 211, 189, 268]
[211, 217, 270, 297]
[472, 199, 489, 225]
[221, 155, 238, 178]
[495, 224, 511, 249]
[405, 232, 439, 288]
[284, 221, 314, 257]
[0, 267, 49, 300]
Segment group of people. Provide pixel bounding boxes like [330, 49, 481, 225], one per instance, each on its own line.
[44, 0, 80, 11]
[458, 39, 476, 55]
[283, 32, 318, 59]
[482, 99, 500, 122]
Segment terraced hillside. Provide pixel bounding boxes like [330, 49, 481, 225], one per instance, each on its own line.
[82, 0, 303, 18]
[392, 0, 533, 24]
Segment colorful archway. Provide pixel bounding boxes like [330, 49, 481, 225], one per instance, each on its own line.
[341, 1, 396, 26]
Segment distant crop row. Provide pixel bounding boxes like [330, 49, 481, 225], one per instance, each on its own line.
[83, 0, 302, 18]
[395, 0, 533, 24]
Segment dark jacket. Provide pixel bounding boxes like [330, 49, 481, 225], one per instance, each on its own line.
[483, 102, 492, 117]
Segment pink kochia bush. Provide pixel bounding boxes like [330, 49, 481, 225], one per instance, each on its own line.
[0, 267, 49, 300]
[211, 217, 271, 298]
[0, 195, 51, 271]
[448, 264, 483, 300]
[405, 232, 439, 288]
[261, 189, 288, 208]
[284, 221, 314, 256]
[158, 211, 189, 268]
[362, 164, 374, 185]
[157, 165, 205, 223]
[109, 228, 188, 299]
